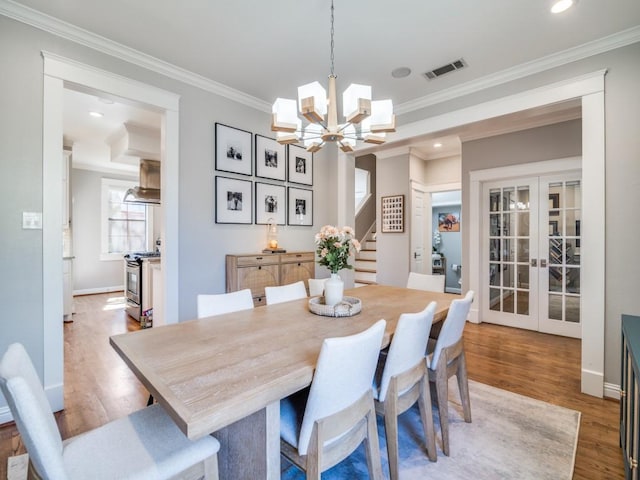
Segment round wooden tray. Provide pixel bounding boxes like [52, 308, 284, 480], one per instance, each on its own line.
[308, 296, 362, 317]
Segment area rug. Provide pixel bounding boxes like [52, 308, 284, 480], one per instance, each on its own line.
[282, 379, 580, 480]
[7, 380, 580, 480]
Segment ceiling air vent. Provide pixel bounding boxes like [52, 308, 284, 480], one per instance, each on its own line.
[423, 58, 467, 80]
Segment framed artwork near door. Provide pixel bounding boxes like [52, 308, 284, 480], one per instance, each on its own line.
[381, 195, 404, 233]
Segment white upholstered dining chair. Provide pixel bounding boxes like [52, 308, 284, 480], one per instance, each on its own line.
[406, 272, 446, 293]
[374, 302, 438, 480]
[197, 288, 254, 318]
[265, 280, 307, 305]
[307, 278, 327, 297]
[280, 320, 386, 480]
[0, 343, 220, 480]
[427, 290, 474, 456]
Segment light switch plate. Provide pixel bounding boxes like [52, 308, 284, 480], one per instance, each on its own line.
[23, 212, 43, 229]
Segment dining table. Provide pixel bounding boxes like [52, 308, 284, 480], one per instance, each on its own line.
[110, 284, 459, 479]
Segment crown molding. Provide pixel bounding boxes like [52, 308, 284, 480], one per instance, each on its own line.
[397, 25, 640, 115]
[0, 0, 271, 113]
[374, 146, 411, 159]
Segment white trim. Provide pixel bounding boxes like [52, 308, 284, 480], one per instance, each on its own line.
[43, 54, 181, 412]
[423, 182, 462, 193]
[42, 51, 180, 111]
[42, 74, 64, 412]
[359, 70, 607, 157]
[374, 146, 411, 159]
[470, 157, 582, 182]
[396, 26, 639, 115]
[582, 369, 604, 398]
[73, 286, 124, 296]
[0, 1, 269, 112]
[604, 382, 621, 400]
[72, 161, 138, 176]
[0, 406, 11, 425]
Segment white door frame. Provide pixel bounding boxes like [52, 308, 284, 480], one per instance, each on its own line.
[368, 70, 605, 397]
[42, 52, 180, 410]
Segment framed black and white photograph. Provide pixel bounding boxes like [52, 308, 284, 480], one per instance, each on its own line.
[215, 176, 252, 224]
[287, 187, 313, 226]
[255, 134, 286, 181]
[215, 123, 252, 176]
[255, 182, 286, 225]
[287, 144, 313, 185]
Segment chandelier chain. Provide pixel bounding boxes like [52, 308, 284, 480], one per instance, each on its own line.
[330, 0, 335, 76]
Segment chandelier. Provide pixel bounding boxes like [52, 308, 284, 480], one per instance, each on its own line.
[270, 0, 395, 153]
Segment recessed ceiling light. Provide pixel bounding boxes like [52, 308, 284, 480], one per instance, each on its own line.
[89, 111, 104, 118]
[391, 67, 411, 79]
[551, 0, 576, 14]
[433, 142, 443, 148]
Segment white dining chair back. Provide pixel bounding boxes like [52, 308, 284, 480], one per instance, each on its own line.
[427, 290, 474, 456]
[430, 290, 474, 369]
[378, 302, 436, 401]
[280, 320, 386, 479]
[406, 272, 445, 293]
[307, 278, 327, 297]
[265, 281, 307, 305]
[374, 303, 438, 479]
[197, 288, 254, 318]
[0, 343, 220, 480]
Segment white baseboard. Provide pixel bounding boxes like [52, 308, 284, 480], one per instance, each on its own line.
[581, 368, 604, 398]
[468, 306, 481, 324]
[73, 285, 123, 296]
[445, 287, 462, 294]
[604, 382, 620, 400]
[1, 383, 64, 425]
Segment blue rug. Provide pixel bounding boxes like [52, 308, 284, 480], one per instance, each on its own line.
[281, 379, 580, 480]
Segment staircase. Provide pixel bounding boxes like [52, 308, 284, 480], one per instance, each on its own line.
[354, 230, 377, 287]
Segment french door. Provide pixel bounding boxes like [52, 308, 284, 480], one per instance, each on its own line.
[482, 172, 581, 338]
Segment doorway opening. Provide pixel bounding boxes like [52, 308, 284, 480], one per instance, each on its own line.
[432, 190, 462, 294]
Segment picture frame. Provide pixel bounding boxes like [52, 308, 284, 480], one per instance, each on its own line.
[255, 134, 286, 181]
[215, 123, 252, 176]
[287, 187, 313, 226]
[549, 220, 559, 236]
[255, 182, 286, 225]
[381, 194, 404, 233]
[438, 212, 460, 232]
[287, 145, 313, 185]
[549, 193, 560, 217]
[215, 176, 252, 224]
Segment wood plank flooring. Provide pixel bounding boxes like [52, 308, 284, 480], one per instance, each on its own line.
[0, 293, 624, 479]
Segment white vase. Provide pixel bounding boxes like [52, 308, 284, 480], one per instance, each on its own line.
[324, 273, 344, 307]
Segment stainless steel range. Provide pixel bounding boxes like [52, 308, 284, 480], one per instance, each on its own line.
[124, 252, 160, 320]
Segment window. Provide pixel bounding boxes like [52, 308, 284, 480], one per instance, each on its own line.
[101, 179, 149, 260]
[355, 167, 371, 213]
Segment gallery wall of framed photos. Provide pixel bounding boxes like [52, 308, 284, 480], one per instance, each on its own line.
[214, 122, 314, 226]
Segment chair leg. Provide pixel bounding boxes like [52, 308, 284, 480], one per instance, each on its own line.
[418, 375, 437, 462]
[364, 406, 384, 480]
[203, 453, 219, 480]
[435, 361, 450, 456]
[456, 351, 472, 423]
[383, 395, 400, 480]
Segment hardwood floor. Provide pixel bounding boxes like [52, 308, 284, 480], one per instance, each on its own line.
[0, 293, 624, 479]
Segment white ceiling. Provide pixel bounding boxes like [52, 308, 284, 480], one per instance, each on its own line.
[17, 0, 638, 162]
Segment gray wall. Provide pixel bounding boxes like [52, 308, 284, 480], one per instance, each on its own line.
[71, 168, 138, 292]
[0, 16, 332, 398]
[432, 205, 462, 292]
[376, 154, 410, 286]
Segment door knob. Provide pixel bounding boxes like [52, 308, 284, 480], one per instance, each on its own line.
[531, 259, 537, 267]
[540, 259, 547, 268]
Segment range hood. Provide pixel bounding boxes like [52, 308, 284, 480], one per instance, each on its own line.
[123, 159, 161, 205]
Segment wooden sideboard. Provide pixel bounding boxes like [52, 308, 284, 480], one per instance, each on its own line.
[621, 314, 640, 480]
[226, 252, 315, 306]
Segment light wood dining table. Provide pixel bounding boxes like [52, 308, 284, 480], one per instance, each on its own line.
[110, 284, 459, 479]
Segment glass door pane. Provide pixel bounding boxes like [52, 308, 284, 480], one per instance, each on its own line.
[483, 179, 538, 330]
[539, 176, 581, 338]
